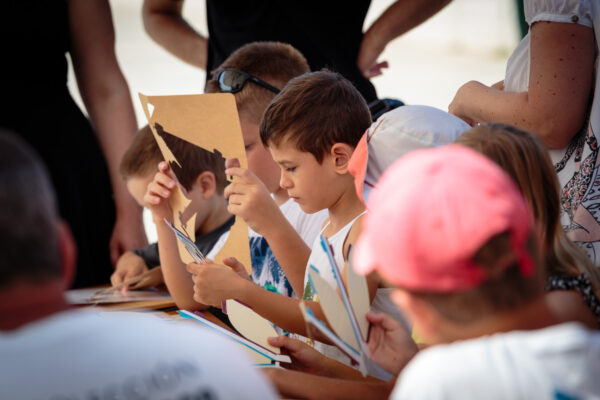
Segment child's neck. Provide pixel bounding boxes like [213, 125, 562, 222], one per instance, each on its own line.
[195, 197, 232, 235]
[0, 280, 70, 331]
[326, 178, 365, 234]
[442, 296, 560, 344]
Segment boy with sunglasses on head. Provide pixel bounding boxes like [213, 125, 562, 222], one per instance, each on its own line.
[207, 42, 329, 297]
[147, 42, 328, 305]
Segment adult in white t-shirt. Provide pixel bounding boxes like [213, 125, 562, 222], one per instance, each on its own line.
[0, 310, 277, 400]
[392, 323, 600, 399]
[0, 132, 276, 400]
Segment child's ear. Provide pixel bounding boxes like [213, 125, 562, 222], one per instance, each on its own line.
[329, 143, 355, 174]
[194, 171, 217, 199]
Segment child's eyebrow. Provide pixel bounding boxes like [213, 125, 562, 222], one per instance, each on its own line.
[276, 159, 294, 166]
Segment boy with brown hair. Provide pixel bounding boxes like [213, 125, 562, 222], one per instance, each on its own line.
[111, 125, 234, 309]
[180, 71, 379, 351]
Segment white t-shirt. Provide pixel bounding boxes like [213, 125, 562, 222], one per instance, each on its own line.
[504, 0, 600, 263]
[279, 198, 329, 246]
[0, 310, 277, 400]
[391, 323, 600, 400]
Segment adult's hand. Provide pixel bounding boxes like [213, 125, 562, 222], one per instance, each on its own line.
[142, 0, 208, 69]
[109, 202, 147, 266]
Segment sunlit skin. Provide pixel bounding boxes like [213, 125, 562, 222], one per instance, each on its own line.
[268, 141, 342, 215]
[239, 116, 288, 205]
[268, 139, 365, 237]
[126, 171, 228, 235]
[126, 173, 154, 208]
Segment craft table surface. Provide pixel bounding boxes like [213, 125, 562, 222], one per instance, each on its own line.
[75, 286, 227, 328]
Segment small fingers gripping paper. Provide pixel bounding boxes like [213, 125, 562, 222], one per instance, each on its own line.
[139, 93, 251, 272]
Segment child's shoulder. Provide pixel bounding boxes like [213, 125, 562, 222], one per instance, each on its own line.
[348, 210, 366, 236]
[343, 210, 366, 259]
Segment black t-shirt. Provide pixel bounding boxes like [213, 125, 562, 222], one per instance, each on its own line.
[205, 0, 377, 103]
[133, 216, 236, 268]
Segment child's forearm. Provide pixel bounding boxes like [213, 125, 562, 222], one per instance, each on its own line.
[236, 279, 328, 337]
[265, 369, 394, 400]
[155, 220, 209, 310]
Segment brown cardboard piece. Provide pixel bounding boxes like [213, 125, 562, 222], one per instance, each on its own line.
[139, 93, 251, 272]
[346, 259, 370, 340]
[225, 299, 281, 354]
[308, 268, 359, 350]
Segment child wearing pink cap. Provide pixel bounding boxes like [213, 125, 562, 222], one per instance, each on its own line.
[355, 145, 600, 399]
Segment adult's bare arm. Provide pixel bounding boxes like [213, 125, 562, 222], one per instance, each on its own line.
[358, 0, 452, 77]
[449, 21, 594, 149]
[68, 0, 147, 265]
[142, 0, 208, 69]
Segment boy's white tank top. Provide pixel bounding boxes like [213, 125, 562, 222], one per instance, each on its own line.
[301, 211, 412, 365]
[303, 211, 366, 290]
[301, 211, 364, 365]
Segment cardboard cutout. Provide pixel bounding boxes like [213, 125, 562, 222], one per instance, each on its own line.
[139, 93, 251, 272]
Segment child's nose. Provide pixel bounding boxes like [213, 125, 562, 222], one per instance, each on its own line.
[280, 174, 292, 189]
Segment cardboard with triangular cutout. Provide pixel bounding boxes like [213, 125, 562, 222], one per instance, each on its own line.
[139, 93, 251, 272]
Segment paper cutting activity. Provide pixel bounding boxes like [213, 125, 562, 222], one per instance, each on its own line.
[1, 0, 600, 399]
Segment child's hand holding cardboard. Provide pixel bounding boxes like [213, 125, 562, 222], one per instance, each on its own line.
[144, 161, 177, 223]
[224, 166, 283, 236]
[186, 257, 252, 307]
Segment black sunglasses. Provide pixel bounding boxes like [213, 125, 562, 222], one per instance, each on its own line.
[217, 68, 280, 94]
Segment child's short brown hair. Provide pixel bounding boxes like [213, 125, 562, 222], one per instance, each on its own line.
[120, 125, 163, 180]
[119, 124, 227, 193]
[205, 41, 310, 123]
[259, 70, 371, 163]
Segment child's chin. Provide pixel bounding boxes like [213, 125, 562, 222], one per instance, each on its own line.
[297, 202, 320, 214]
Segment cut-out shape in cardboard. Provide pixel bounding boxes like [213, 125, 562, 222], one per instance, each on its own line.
[139, 93, 251, 272]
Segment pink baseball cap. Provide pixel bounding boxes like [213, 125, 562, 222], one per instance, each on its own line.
[353, 145, 535, 292]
